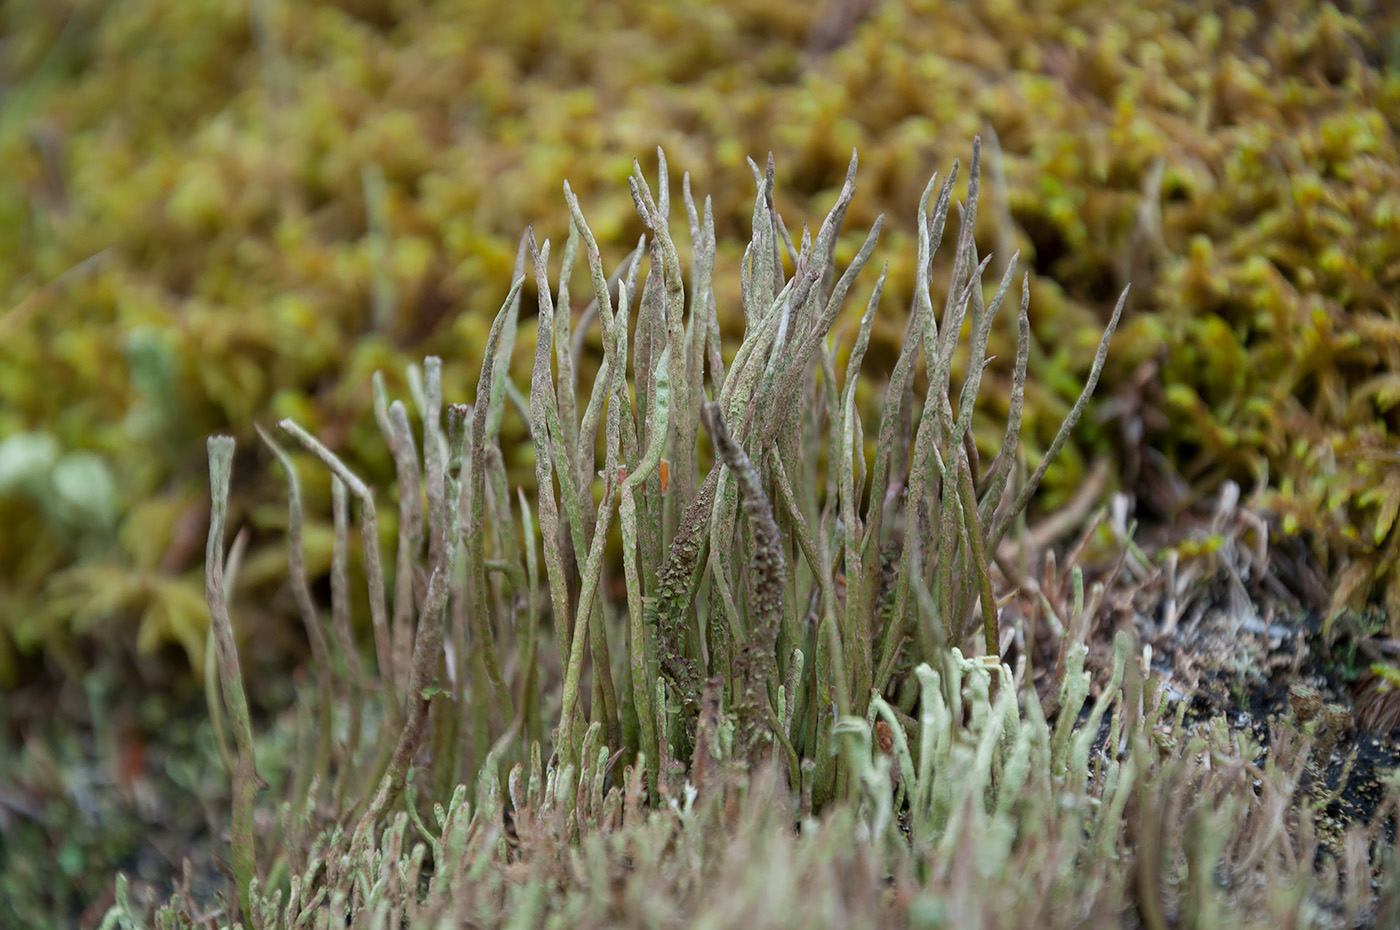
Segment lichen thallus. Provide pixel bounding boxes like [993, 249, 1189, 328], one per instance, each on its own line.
[199, 139, 1124, 917]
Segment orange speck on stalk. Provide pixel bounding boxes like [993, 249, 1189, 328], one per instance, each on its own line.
[605, 460, 670, 494]
[874, 720, 895, 756]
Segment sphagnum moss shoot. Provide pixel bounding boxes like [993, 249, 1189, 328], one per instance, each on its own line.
[134, 143, 1400, 930]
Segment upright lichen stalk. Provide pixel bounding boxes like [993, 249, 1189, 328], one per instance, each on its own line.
[202, 436, 261, 919]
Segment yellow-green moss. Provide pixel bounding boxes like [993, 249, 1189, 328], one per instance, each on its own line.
[7, 0, 1400, 677]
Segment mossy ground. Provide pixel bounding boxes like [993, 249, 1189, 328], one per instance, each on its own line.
[8, 0, 1400, 675]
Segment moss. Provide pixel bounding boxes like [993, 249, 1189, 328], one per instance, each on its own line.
[7, 0, 1400, 673]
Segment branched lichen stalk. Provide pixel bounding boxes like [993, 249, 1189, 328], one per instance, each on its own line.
[350, 401, 470, 862]
[277, 417, 402, 732]
[978, 280, 1031, 527]
[645, 467, 719, 708]
[988, 284, 1128, 552]
[328, 475, 363, 811]
[384, 399, 422, 700]
[702, 402, 786, 762]
[527, 231, 574, 711]
[468, 286, 522, 726]
[861, 168, 955, 578]
[630, 153, 693, 524]
[255, 424, 334, 799]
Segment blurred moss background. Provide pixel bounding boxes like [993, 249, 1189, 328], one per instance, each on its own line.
[4, 0, 1400, 689]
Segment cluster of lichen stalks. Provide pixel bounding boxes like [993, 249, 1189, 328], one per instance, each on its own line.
[200, 139, 1123, 920]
